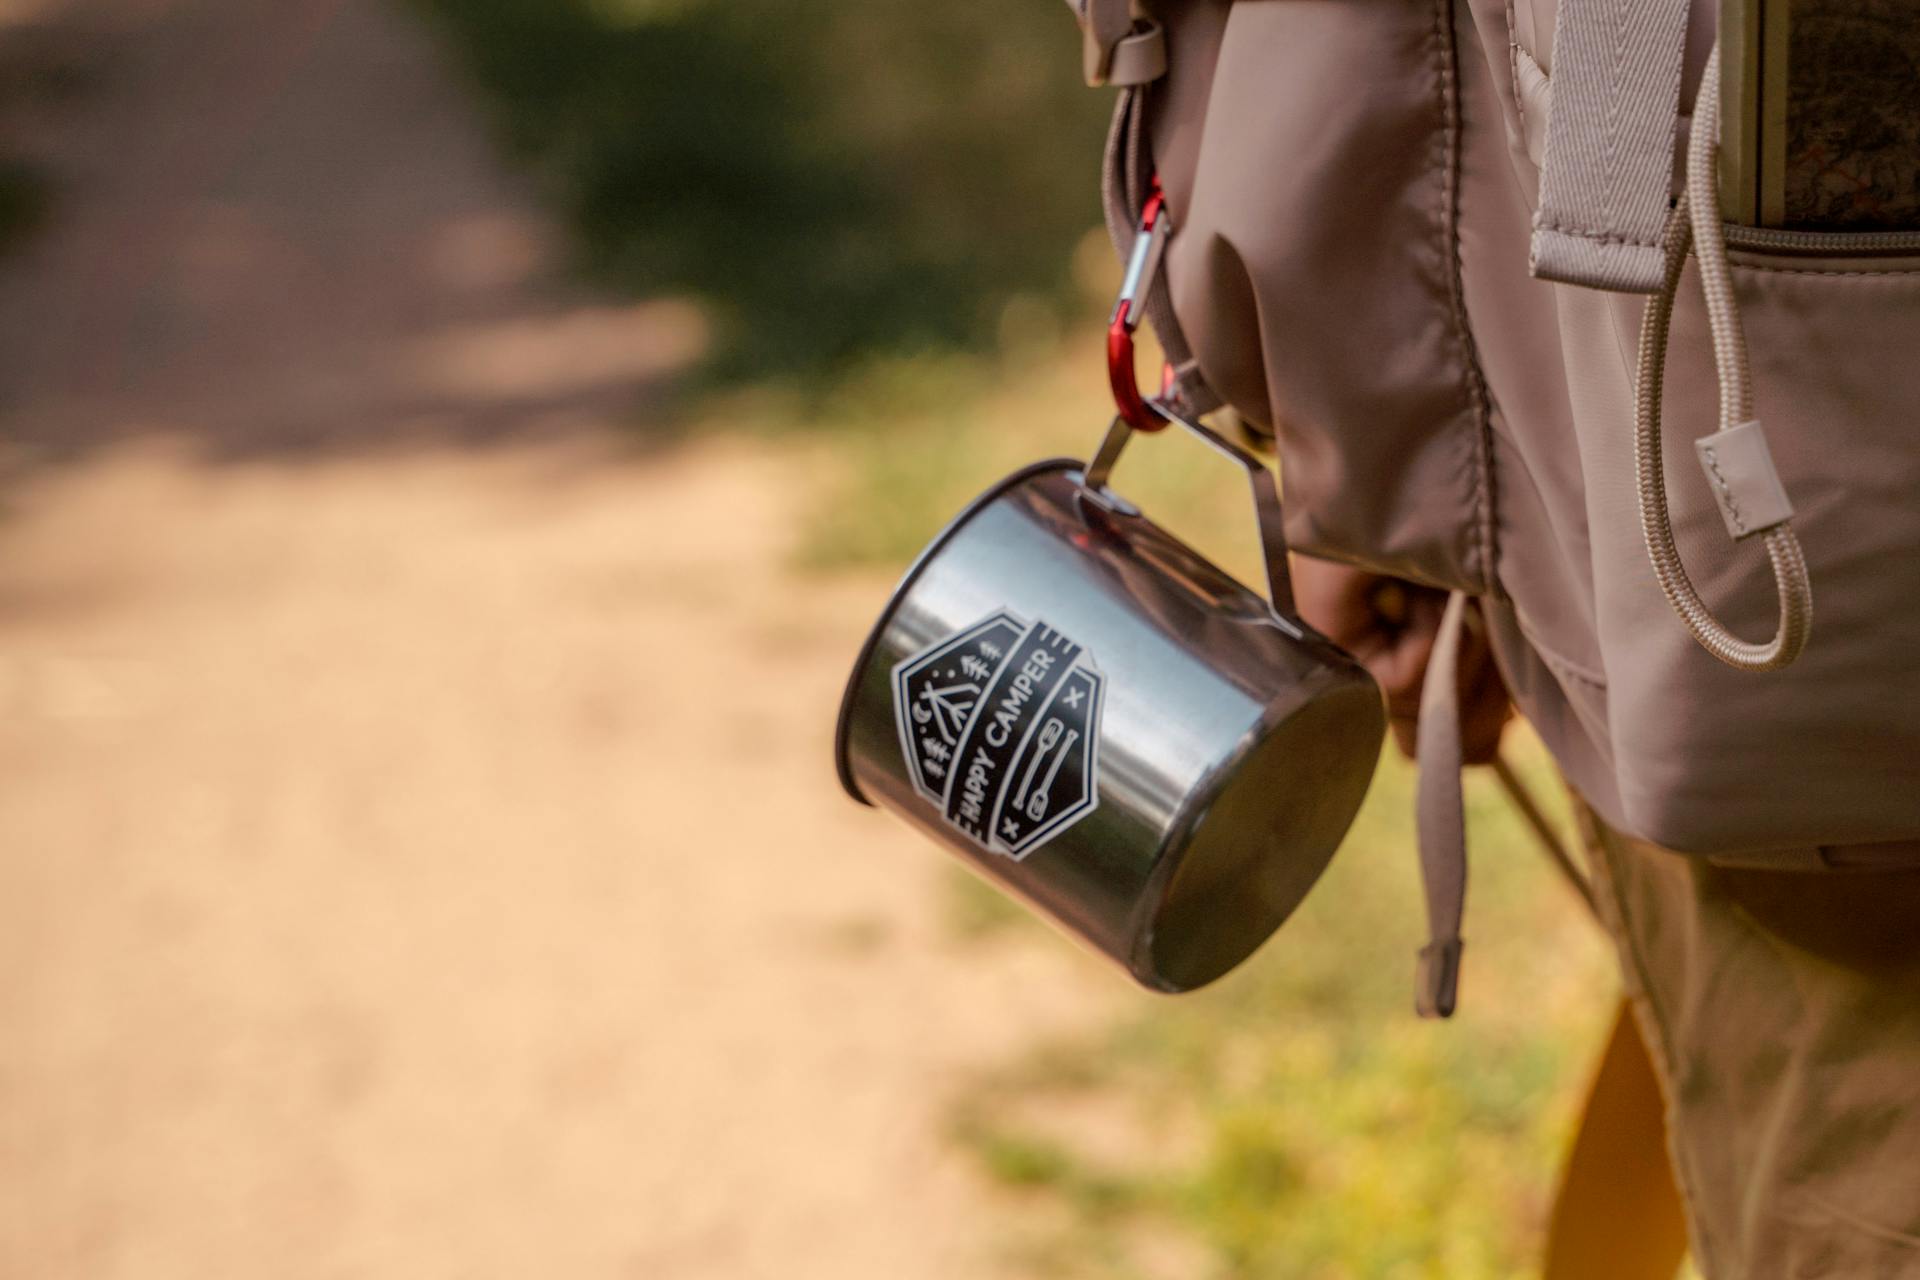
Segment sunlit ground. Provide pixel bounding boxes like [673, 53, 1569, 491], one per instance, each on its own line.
[0, 1, 1629, 1275]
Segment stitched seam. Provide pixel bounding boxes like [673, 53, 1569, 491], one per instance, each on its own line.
[1536, 218, 1664, 248]
[1505, 0, 1528, 138]
[1434, 0, 1500, 595]
[1699, 444, 1746, 535]
[1511, 610, 1609, 689]
[1731, 263, 1920, 278]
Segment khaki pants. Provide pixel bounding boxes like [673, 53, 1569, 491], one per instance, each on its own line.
[1575, 803, 1920, 1279]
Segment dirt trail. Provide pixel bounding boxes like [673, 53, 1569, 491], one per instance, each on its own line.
[0, 3, 1110, 1277]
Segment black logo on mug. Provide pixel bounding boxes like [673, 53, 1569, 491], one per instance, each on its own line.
[892, 611, 1103, 859]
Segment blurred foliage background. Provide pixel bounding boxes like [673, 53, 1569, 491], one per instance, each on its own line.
[944, 743, 1612, 1280]
[419, 3, 1624, 1276]
[0, 0, 1627, 1273]
[413, 0, 1113, 379]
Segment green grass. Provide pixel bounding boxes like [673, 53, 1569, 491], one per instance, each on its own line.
[946, 746, 1617, 1280]
[411, 0, 1113, 381]
[784, 326, 1271, 581]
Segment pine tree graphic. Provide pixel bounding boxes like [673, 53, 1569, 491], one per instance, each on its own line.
[916, 682, 978, 745]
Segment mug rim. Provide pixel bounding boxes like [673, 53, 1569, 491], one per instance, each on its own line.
[832, 457, 1083, 806]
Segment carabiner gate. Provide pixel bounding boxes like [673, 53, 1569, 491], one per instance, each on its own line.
[1107, 179, 1173, 433]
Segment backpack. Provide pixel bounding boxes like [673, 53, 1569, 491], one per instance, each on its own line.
[1070, 0, 1920, 1009]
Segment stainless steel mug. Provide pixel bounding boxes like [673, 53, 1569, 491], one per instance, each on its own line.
[833, 407, 1386, 992]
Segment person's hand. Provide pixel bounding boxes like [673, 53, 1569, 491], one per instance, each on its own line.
[1289, 556, 1510, 764]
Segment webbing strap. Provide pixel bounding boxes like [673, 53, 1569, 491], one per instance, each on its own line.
[1528, 0, 1692, 293]
[1414, 591, 1470, 1018]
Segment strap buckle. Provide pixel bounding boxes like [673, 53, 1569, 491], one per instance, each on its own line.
[1107, 178, 1172, 434]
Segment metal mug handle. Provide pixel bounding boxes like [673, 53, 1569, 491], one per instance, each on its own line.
[1080, 402, 1298, 618]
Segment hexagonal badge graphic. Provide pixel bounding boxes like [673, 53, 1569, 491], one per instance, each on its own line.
[892, 610, 1103, 860]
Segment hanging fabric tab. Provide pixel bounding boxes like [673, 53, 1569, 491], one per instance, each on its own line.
[1528, 0, 1691, 292]
[1069, 0, 1166, 87]
[1414, 591, 1472, 1018]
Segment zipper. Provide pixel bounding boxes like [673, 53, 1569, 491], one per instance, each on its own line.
[1723, 223, 1920, 255]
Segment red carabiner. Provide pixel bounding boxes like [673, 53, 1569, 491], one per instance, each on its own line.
[1107, 178, 1172, 433]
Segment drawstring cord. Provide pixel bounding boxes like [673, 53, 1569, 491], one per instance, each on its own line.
[1418, 43, 1813, 1019]
[1635, 46, 1813, 672]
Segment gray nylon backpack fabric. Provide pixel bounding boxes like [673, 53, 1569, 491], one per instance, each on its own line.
[1087, 0, 1920, 866]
